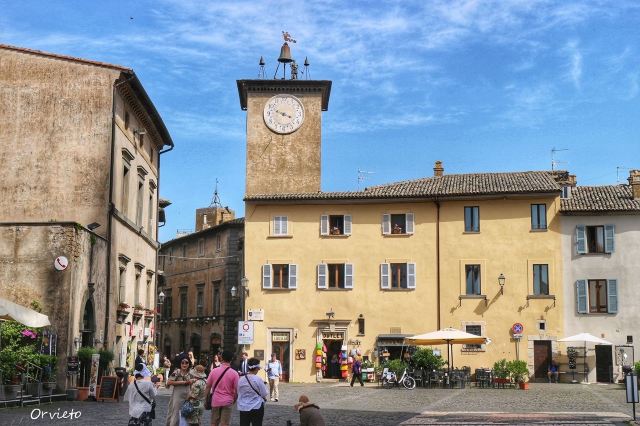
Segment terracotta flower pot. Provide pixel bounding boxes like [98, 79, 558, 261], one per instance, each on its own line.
[518, 381, 529, 390]
[77, 387, 90, 401]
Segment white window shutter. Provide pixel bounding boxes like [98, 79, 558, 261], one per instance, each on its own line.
[273, 217, 281, 235]
[607, 279, 618, 313]
[345, 264, 354, 289]
[382, 214, 390, 235]
[380, 263, 390, 289]
[288, 264, 297, 289]
[407, 263, 416, 288]
[604, 225, 615, 253]
[576, 225, 586, 254]
[262, 264, 272, 289]
[576, 280, 587, 314]
[320, 215, 329, 236]
[406, 213, 415, 234]
[281, 217, 288, 235]
[344, 215, 352, 235]
[317, 264, 327, 289]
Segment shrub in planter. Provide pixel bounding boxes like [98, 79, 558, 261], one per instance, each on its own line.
[77, 347, 97, 387]
[508, 360, 530, 388]
[98, 349, 115, 378]
[412, 348, 446, 371]
[493, 359, 510, 381]
[383, 359, 406, 376]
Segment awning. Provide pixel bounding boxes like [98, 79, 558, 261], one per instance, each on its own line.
[0, 297, 51, 327]
[376, 334, 413, 347]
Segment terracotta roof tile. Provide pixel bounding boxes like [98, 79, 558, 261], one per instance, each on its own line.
[561, 185, 640, 213]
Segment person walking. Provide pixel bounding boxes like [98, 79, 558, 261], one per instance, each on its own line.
[237, 358, 268, 426]
[162, 356, 172, 386]
[205, 350, 239, 426]
[135, 349, 152, 378]
[166, 357, 194, 426]
[266, 353, 282, 402]
[294, 395, 326, 426]
[180, 364, 208, 426]
[350, 356, 364, 387]
[125, 365, 158, 426]
[237, 351, 249, 376]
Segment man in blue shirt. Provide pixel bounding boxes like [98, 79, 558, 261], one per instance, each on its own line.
[266, 353, 283, 402]
[548, 359, 559, 383]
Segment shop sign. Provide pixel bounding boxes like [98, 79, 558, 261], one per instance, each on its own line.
[248, 309, 264, 321]
[321, 332, 344, 340]
[238, 321, 254, 345]
[272, 332, 290, 342]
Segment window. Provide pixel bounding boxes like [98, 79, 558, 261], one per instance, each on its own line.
[561, 186, 572, 199]
[134, 270, 141, 306]
[196, 284, 204, 317]
[576, 225, 615, 254]
[533, 264, 549, 295]
[320, 215, 352, 236]
[262, 264, 297, 289]
[382, 213, 414, 235]
[147, 182, 155, 235]
[465, 264, 481, 295]
[198, 239, 205, 257]
[179, 331, 186, 351]
[212, 281, 221, 315]
[146, 274, 152, 308]
[182, 244, 187, 261]
[118, 267, 126, 304]
[216, 235, 221, 251]
[124, 111, 130, 130]
[179, 288, 188, 318]
[121, 165, 130, 216]
[531, 204, 547, 230]
[576, 279, 618, 314]
[380, 263, 416, 289]
[168, 248, 174, 264]
[464, 206, 479, 232]
[272, 216, 288, 236]
[163, 290, 172, 319]
[358, 316, 365, 335]
[139, 133, 144, 147]
[317, 264, 354, 289]
[136, 177, 144, 226]
[463, 324, 483, 350]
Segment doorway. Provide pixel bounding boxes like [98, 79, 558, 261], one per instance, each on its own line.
[323, 339, 343, 379]
[272, 342, 290, 382]
[533, 340, 551, 381]
[595, 345, 612, 383]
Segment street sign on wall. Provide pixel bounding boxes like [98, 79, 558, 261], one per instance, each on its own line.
[238, 321, 254, 345]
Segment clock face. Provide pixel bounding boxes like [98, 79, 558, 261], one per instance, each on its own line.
[263, 94, 305, 134]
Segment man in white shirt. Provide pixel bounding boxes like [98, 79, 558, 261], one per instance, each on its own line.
[266, 353, 283, 402]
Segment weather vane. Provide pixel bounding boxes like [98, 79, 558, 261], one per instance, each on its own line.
[282, 31, 297, 44]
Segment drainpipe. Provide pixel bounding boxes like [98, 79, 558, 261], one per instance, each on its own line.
[435, 200, 441, 330]
[104, 74, 135, 348]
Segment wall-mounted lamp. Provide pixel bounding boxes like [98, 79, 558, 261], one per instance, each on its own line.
[498, 273, 506, 295]
[158, 291, 165, 304]
[241, 276, 249, 296]
[230, 286, 238, 298]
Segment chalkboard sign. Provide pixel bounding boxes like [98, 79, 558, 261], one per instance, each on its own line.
[67, 356, 79, 373]
[98, 376, 118, 401]
[568, 347, 578, 370]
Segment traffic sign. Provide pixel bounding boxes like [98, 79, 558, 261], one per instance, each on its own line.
[238, 321, 254, 345]
[512, 323, 524, 334]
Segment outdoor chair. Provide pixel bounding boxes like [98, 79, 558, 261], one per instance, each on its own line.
[429, 371, 443, 388]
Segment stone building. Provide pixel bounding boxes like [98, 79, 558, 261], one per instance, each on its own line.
[158, 203, 244, 363]
[0, 44, 173, 386]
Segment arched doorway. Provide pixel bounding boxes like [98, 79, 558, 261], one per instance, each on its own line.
[81, 299, 95, 347]
[210, 333, 222, 356]
[190, 333, 201, 359]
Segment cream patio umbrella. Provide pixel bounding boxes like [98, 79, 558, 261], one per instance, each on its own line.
[0, 297, 51, 328]
[558, 333, 612, 383]
[406, 327, 488, 371]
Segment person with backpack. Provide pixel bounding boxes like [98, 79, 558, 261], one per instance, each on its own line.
[237, 358, 269, 426]
[179, 364, 207, 426]
[204, 350, 239, 426]
[125, 364, 158, 425]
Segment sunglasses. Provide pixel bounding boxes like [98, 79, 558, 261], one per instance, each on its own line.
[181, 361, 190, 364]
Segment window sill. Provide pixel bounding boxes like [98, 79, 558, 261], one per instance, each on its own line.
[463, 231, 480, 234]
[321, 234, 350, 238]
[578, 252, 611, 256]
[527, 295, 556, 300]
[267, 235, 293, 239]
[459, 295, 487, 306]
[530, 228, 548, 232]
[319, 288, 352, 291]
[383, 233, 412, 237]
[264, 287, 295, 291]
[381, 288, 415, 291]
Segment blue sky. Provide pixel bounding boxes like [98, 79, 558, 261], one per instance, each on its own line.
[2, 1, 639, 242]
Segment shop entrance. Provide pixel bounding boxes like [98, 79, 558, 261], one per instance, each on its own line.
[533, 340, 551, 380]
[595, 345, 612, 383]
[271, 331, 291, 382]
[323, 339, 343, 379]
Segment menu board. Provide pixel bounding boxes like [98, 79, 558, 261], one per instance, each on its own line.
[98, 376, 118, 401]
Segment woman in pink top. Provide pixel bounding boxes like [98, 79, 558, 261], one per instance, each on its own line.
[204, 350, 239, 426]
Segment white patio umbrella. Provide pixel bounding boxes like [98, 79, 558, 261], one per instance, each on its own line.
[0, 297, 51, 327]
[558, 333, 612, 382]
[406, 328, 488, 371]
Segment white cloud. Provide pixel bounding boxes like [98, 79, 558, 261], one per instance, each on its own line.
[564, 40, 583, 89]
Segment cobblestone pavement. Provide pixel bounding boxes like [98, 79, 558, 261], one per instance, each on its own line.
[0, 382, 636, 425]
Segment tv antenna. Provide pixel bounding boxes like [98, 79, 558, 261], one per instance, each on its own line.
[209, 178, 223, 208]
[357, 169, 375, 189]
[616, 166, 629, 183]
[551, 147, 569, 171]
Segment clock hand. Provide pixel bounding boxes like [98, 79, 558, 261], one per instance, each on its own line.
[276, 110, 292, 119]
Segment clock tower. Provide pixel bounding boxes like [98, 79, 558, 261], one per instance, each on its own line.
[237, 43, 331, 196]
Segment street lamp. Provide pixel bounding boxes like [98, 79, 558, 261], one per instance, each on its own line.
[498, 273, 506, 295]
[157, 291, 165, 350]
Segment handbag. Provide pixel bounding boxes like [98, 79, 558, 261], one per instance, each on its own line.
[133, 380, 156, 419]
[181, 399, 195, 417]
[204, 367, 231, 410]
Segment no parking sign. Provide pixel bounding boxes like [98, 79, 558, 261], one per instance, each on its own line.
[512, 322, 524, 337]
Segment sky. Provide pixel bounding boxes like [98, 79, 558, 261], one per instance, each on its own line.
[2, 1, 639, 242]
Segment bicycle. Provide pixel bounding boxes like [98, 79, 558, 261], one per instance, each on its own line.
[381, 367, 416, 389]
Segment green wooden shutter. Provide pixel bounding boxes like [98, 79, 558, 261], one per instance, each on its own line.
[576, 280, 587, 313]
[576, 225, 586, 254]
[345, 264, 353, 289]
[317, 264, 327, 289]
[288, 264, 297, 289]
[604, 225, 615, 253]
[262, 264, 272, 289]
[344, 215, 352, 235]
[607, 279, 618, 313]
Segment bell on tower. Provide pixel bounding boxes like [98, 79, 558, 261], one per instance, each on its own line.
[274, 31, 297, 79]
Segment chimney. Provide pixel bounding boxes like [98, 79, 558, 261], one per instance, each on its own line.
[629, 170, 640, 199]
[568, 175, 577, 187]
[433, 161, 444, 177]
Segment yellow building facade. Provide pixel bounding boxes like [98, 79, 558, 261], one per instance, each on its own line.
[238, 63, 566, 382]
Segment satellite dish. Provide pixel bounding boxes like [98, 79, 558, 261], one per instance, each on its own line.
[54, 256, 69, 271]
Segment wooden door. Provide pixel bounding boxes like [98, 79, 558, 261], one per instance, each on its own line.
[272, 342, 290, 382]
[533, 341, 551, 380]
[595, 345, 612, 383]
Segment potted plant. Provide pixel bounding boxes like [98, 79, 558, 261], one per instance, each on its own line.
[508, 360, 530, 390]
[116, 303, 130, 324]
[98, 349, 115, 379]
[77, 346, 97, 400]
[412, 348, 446, 372]
[493, 358, 510, 387]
